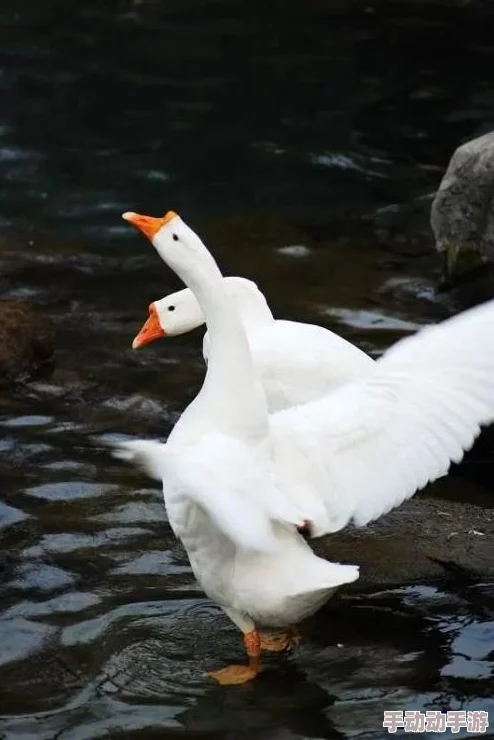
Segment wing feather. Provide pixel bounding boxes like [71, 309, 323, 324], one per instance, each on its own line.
[271, 299, 494, 534]
[114, 436, 305, 553]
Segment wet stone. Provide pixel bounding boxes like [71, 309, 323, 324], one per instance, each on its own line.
[0, 502, 29, 531]
[3, 591, 101, 619]
[0, 300, 54, 387]
[0, 618, 56, 667]
[21, 529, 151, 558]
[10, 562, 76, 593]
[23, 481, 119, 501]
[94, 501, 166, 526]
[2, 414, 53, 428]
[113, 550, 189, 577]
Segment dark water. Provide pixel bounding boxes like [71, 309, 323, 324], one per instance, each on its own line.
[1, 1, 494, 737]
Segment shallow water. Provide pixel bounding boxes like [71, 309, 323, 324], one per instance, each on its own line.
[1, 0, 494, 737]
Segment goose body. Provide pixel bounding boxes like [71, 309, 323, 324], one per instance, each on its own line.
[119, 209, 494, 685]
[133, 277, 374, 411]
[166, 459, 354, 629]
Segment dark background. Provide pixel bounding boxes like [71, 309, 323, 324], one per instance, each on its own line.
[1, 2, 494, 738]
[1, 0, 494, 243]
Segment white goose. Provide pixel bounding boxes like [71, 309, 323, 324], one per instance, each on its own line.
[132, 277, 374, 412]
[118, 209, 494, 686]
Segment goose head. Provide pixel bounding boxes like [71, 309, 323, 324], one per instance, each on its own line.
[132, 290, 203, 349]
[123, 209, 218, 349]
[131, 276, 273, 349]
[123, 209, 213, 347]
[123, 209, 214, 275]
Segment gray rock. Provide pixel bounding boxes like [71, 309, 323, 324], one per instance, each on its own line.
[315, 476, 494, 589]
[431, 131, 494, 277]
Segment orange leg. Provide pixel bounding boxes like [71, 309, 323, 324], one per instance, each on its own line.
[260, 624, 300, 652]
[208, 629, 261, 685]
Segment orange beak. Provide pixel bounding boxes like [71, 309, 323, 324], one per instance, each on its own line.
[122, 210, 178, 240]
[132, 304, 166, 349]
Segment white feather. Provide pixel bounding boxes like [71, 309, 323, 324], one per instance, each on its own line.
[271, 299, 494, 534]
[151, 276, 374, 412]
[119, 212, 494, 646]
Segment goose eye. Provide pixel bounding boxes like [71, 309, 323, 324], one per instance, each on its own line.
[172, 234, 179, 241]
[168, 305, 176, 312]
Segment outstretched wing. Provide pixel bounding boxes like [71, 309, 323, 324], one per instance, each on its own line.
[114, 436, 305, 553]
[271, 299, 494, 535]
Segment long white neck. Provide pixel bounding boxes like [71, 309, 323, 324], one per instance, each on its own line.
[159, 230, 268, 441]
[224, 277, 274, 331]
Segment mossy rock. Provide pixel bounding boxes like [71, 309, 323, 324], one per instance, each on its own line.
[0, 300, 55, 386]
